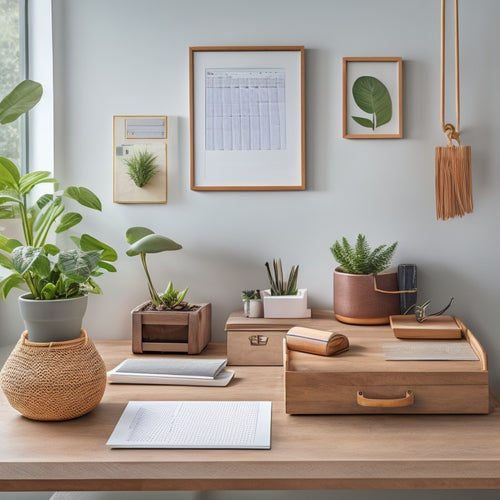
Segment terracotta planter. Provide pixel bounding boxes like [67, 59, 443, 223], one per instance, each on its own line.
[131, 302, 211, 354]
[333, 269, 400, 325]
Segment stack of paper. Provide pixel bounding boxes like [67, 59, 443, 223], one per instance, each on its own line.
[107, 358, 234, 386]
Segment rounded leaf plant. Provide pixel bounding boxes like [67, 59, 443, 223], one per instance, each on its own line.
[125, 226, 187, 308]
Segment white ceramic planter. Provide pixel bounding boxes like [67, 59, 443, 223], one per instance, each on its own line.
[243, 299, 264, 318]
[261, 288, 311, 318]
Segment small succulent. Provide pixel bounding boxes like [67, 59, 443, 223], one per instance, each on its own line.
[242, 289, 260, 300]
[123, 148, 159, 188]
[330, 234, 398, 275]
[265, 258, 299, 296]
[158, 281, 189, 310]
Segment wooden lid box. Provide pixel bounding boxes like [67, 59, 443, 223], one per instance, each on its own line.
[284, 318, 489, 415]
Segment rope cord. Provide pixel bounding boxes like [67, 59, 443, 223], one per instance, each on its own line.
[441, 0, 461, 144]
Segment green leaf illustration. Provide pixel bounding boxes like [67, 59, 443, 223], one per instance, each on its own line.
[351, 76, 392, 130]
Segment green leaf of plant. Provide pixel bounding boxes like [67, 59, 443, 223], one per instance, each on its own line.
[0, 80, 43, 125]
[0, 272, 25, 299]
[97, 261, 117, 273]
[79, 233, 118, 262]
[40, 282, 56, 300]
[126, 233, 182, 256]
[0, 156, 21, 189]
[351, 116, 374, 129]
[19, 171, 55, 195]
[43, 243, 60, 256]
[12, 246, 50, 277]
[352, 76, 392, 129]
[0, 194, 22, 205]
[55, 212, 83, 233]
[0, 235, 22, 253]
[36, 193, 53, 209]
[0, 253, 14, 270]
[125, 226, 155, 245]
[64, 186, 102, 211]
[57, 249, 100, 282]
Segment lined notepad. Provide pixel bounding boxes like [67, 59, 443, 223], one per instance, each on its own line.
[106, 401, 272, 449]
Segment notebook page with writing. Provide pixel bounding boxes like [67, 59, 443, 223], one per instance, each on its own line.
[106, 401, 272, 449]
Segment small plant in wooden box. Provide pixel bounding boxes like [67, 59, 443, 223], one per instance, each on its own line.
[126, 227, 211, 354]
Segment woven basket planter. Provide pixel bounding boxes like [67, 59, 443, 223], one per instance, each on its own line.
[0, 330, 107, 421]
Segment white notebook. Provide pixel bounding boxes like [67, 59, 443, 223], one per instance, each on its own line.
[107, 358, 234, 386]
[106, 400, 272, 449]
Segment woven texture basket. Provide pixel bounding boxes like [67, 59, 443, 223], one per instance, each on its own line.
[0, 330, 107, 421]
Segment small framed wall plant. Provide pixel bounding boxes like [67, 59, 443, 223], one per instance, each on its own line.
[342, 57, 403, 139]
[113, 116, 168, 203]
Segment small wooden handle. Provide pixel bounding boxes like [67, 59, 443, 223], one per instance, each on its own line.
[357, 390, 414, 408]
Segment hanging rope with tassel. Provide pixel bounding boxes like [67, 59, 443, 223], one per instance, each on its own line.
[435, 0, 473, 220]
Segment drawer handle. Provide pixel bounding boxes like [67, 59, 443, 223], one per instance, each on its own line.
[357, 390, 414, 408]
[249, 335, 268, 346]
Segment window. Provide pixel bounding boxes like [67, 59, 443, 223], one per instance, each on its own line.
[0, 0, 27, 171]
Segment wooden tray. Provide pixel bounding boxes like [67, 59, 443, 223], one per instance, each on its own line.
[390, 315, 462, 339]
[284, 318, 489, 415]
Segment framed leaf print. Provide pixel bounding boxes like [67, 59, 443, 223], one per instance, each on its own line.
[342, 57, 402, 139]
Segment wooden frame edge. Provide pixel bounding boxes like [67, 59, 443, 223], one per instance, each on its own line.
[342, 56, 403, 139]
[189, 45, 305, 191]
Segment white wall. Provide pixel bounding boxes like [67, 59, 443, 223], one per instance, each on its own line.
[46, 0, 500, 387]
[1, 1, 499, 499]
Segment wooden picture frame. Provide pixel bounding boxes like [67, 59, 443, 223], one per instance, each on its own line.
[343, 57, 403, 139]
[113, 115, 168, 204]
[189, 46, 305, 191]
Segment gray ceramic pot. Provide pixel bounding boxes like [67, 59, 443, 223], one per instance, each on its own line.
[18, 293, 88, 342]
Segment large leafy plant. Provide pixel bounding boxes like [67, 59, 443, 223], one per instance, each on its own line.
[125, 226, 188, 309]
[0, 80, 117, 300]
[351, 76, 392, 130]
[330, 234, 398, 275]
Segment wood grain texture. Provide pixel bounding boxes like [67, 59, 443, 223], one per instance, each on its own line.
[0, 338, 499, 491]
[284, 314, 489, 415]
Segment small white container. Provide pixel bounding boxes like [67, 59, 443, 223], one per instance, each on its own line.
[261, 289, 311, 319]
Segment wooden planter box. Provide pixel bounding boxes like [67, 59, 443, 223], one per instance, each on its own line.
[131, 302, 211, 354]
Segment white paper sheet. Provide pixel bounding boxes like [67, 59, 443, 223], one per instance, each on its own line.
[106, 401, 272, 449]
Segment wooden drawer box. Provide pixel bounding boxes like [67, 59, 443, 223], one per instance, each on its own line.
[225, 310, 339, 366]
[285, 318, 489, 414]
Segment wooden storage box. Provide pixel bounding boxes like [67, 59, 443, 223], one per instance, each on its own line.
[225, 310, 337, 365]
[285, 318, 489, 414]
[132, 302, 211, 354]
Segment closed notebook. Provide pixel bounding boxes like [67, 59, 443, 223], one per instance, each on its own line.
[107, 358, 234, 386]
[286, 326, 349, 356]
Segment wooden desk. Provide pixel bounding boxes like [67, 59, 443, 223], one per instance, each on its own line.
[1, 340, 500, 492]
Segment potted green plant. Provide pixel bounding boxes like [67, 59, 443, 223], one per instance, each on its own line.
[0, 81, 117, 342]
[330, 234, 399, 325]
[241, 289, 263, 318]
[261, 258, 310, 318]
[125, 226, 211, 354]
